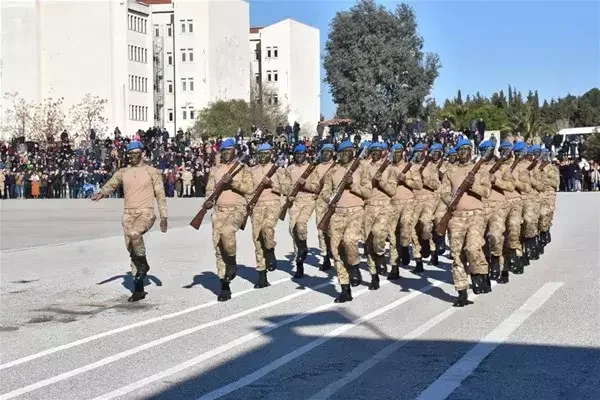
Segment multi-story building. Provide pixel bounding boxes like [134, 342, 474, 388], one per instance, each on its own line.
[249, 19, 320, 134]
[1, 0, 154, 137]
[147, 0, 250, 135]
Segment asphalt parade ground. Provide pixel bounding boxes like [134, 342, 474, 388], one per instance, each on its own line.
[1, 194, 599, 400]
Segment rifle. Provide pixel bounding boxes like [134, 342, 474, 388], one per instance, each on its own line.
[435, 147, 492, 236]
[317, 148, 368, 231]
[419, 154, 431, 174]
[316, 162, 337, 193]
[527, 159, 539, 171]
[371, 155, 391, 187]
[240, 163, 279, 231]
[396, 154, 416, 187]
[436, 157, 445, 179]
[509, 157, 521, 172]
[278, 161, 318, 221]
[189, 160, 242, 230]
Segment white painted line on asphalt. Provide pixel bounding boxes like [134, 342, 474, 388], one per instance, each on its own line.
[0, 276, 293, 371]
[415, 281, 563, 400]
[307, 308, 458, 400]
[0, 278, 335, 400]
[195, 279, 448, 400]
[87, 275, 442, 400]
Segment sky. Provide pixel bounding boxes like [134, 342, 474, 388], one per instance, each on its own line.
[249, 0, 600, 119]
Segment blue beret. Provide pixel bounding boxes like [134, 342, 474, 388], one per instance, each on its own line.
[447, 147, 457, 156]
[430, 143, 443, 152]
[294, 144, 306, 153]
[369, 142, 383, 150]
[391, 143, 404, 151]
[381, 142, 388, 150]
[531, 144, 542, 151]
[526, 146, 535, 154]
[500, 141, 513, 149]
[513, 141, 526, 152]
[413, 143, 426, 152]
[456, 138, 472, 149]
[321, 144, 334, 151]
[220, 138, 236, 150]
[359, 141, 372, 150]
[542, 148, 549, 153]
[337, 141, 353, 152]
[479, 140, 493, 150]
[257, 143, 272, 152]
[127, 141, 144, 152]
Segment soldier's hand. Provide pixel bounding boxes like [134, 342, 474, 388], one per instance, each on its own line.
[490, 174, 496, 184]
[397, 172, 406, 182]
[262, 176, 272, 187]
[464, 174, 475, 187]
[287, 195, 295, 203]
[222, 173, 232, 183]
[343, 173, 353, 185]
[373, 172, 382, 181]
[91, 193, 103, 202]
[160, 218, 168, 233]
[297, 177, 306, 186]
[204, 200, 214, 210]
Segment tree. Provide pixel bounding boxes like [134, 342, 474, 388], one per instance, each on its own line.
[249, 82, 289, 133]
[31, 96, 67, 142]
[323, 0, 440, 132]
[1, 92, 34, 139]
[192, 100, 252, 139]
[68, 94, 108, 141]
[581, 128, 600, 162]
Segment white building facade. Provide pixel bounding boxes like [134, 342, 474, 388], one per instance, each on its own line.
[1, 0, 154, 138]
[249, 19, 320, 135]
[149, 0, 250, 135]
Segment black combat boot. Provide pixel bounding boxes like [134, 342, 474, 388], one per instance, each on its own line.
[368, 273, 380, 290]
[507, 249, 518, 273]
[420, 239, 431, 259]
[400, 246, 411, 266]
[489, 255, 501, 280]
[537, 235, 545, 255]
[528, 238, 539, 260]
[254, 270, 270, 289]
[546, 230, 552, 244]
[375, 254, 387, 276]
[294, 261, 304, 278]
[129, 256, 149, 302]
[514, 255, 525, 274]
[217, 279, 232, 302]
[435, 234, 447, 255]
[265, 248, 278, 272]
[412, 258, 424, 274]
[453, 289, 473, 307]
[350, 265, 362, 287]
[471, 274, 484, 294]
[224, 256, 238, 282]
[297, 238, 309, 262]
[430, 250, 439, 266]
[387, 264, 400, 280]
[334, 284, 353, 303]
[319, 256, 332, 272]
[497, 270, 509, 284]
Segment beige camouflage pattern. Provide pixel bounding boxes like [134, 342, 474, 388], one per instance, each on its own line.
[389, 199, 415, 266]
[328, 207, 364, 285]
[411, 197, 436, 258]
[122, 209, 156, 274]
[484, 201, 509, 257]
[211, 206, 246, 279]
[505, 198, 524, 256]
[364, 203, 394, 273]
[305, 161, 336, 256]
[448, 210, 488, 290]
[251, 200, 281, 271]
[288, 198, 316, 254]
[539, 164, 559, 232]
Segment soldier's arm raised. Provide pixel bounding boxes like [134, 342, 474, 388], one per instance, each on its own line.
[350, 165, 372, 198]
[320, 169, 334, 202]
[149, 168, 168, 220]
[230, 166, 254, 195]
[378, 168, 397, 197]
[98, 169, 124, 198]
[470, 170, 491, 199]
[423, 165, 441, 190]
[494, 166, 515, 192]
[440, 170, 453, 206]
[270, 167, 285, 195]
[405, 168, 424, 190]
[205, 169, 217, 198]
[547, 167, 560, 190]
[280, 167, 292, 195]
[303, 167, 320, 193]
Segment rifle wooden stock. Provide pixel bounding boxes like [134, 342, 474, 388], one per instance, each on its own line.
[527, 160, 538, 171]
[435, 155, 489, 236]
[278, 162, 317, 221]
[509, 157, 521, 172]
[418, 155, 431, 174]
[240, 163, 279, 231]
[488, 156, 508, 175]
[189, 161, 242, 230]
[539, 160, 550, 170]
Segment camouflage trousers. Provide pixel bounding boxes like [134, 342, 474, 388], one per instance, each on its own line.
[328, 206, 364, 285]
[389, 199, 416, 266]
[411, 195, 436, 258]
[434, 199, 447, 228]
[251, 200, 281, 271]
[505, 198, 524, 256]
[122, 209, 156, 275]
[522, 196, 541, 239]
[211, 205, 246, 279]
[315, 200, 332, 257]
[289, 197, 315, 256]
[538, 193, 556, 233]
[448, 210, 488, 291]
[364, 201, 393, 274]
[483, 200, 508, 258]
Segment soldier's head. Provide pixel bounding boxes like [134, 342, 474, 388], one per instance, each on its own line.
[447, 147, 457, 164]
[479, 141, 494, 161]
[499, 141, 513, 159]
[320, 144, 334, 162]
[455, 139, 472, 164]
[337, 141, 354, 164]
[391, 143, 404, 164]
[256, 143, 272, 165]
[127, 141, 144, 166]
[293, 144, 307, 164]
[220, 138, 236, 164]
[369, 142, 383, 162]
[513, 141, 527, 159]
[413, 143, 426, 162]
[430, 143, 443, 162]
[532, 144, 542, 160]
[359, 141, 371, 159]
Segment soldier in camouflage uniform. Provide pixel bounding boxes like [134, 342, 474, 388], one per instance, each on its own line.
[364, 142, 396, 289]
[433, 147, 457, 258]
[427, 143, 445, 266]
[282, 144, 316, 278]
[204, 138, 254, 302]
[248, 143, 284, 289]
[508, 141, 532, 272]
[305, 144, 336, 271]
[440, 138, 492, 307]
[522, 144, 545, 262]
[321, 141, 371, 302]
[538, 148, 560, 248]
[93, 141, 168, 302]
[387, 143, 422, 279]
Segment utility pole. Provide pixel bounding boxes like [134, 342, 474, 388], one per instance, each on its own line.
[171, 13, 177, 136]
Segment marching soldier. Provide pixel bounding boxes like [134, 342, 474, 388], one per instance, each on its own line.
[321, 141, 372, 302]
[248, 143, 284, 288]
[440, 138, 492, 307]
[428, 143, 445, 266]
[359, 141, 371, 168]
[509, 141, 533, 271]
[204, 138, 254, 302]
[538, 148, 559, 248]
[388, 143, 422, 279]
[92, 141, 168, 302]
[433, 147, 457, 257]
[283, 144, 316, 278]
[522, 144, 544, 261]
[364, 142, 396, 289]
[305, 144, 336, 271]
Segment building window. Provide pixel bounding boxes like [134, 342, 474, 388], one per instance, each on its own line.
[255, 73, 260, 84]
[266, 47, 272, 58]
[255, 50, 259, 61]
[168, 109, 173, 122]
[273, 46, 278, 58]
[181, 49, 186, 62]
[188, 19, 193, 33]
[167, 24, 172, 37]
[181, 20, 186, 33]
[167, 80, 173, 94]
[188, 48, 194, 62]
[154, 25, 159, 37]
[144, 49, 148, 63]
[267, 70, 272, 82]
[182, 108, 187, 120]
[273, 95, 278, 105]
[189, 78, 194, 91]
[167, 52, 173, 66]
[143, 20, 147, 34]
[189, 107, 195, 120]
[273, 70, 278, 82]
[182, 78, 187, 91]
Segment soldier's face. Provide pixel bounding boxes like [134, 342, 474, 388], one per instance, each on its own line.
[128, 150, 142, 166]
[392, 150, 403, 164]
[431, 151, 441, 162]
[339, 149, 354, 164]
[533, 150, 541, 160]
[414, 151, 423, 163]
[483, 149, 494, 161]
[370, 149, 382, 162]
[457, 147, 471, 163]
[257, 151, 271, 165]
[220, 148, 235, 164]
[321, 150, 333, 162]
[294, 153, 306, 164]
[448, 154, 457, 164]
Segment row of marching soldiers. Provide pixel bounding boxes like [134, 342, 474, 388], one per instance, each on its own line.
[203, 136, 559, 306]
